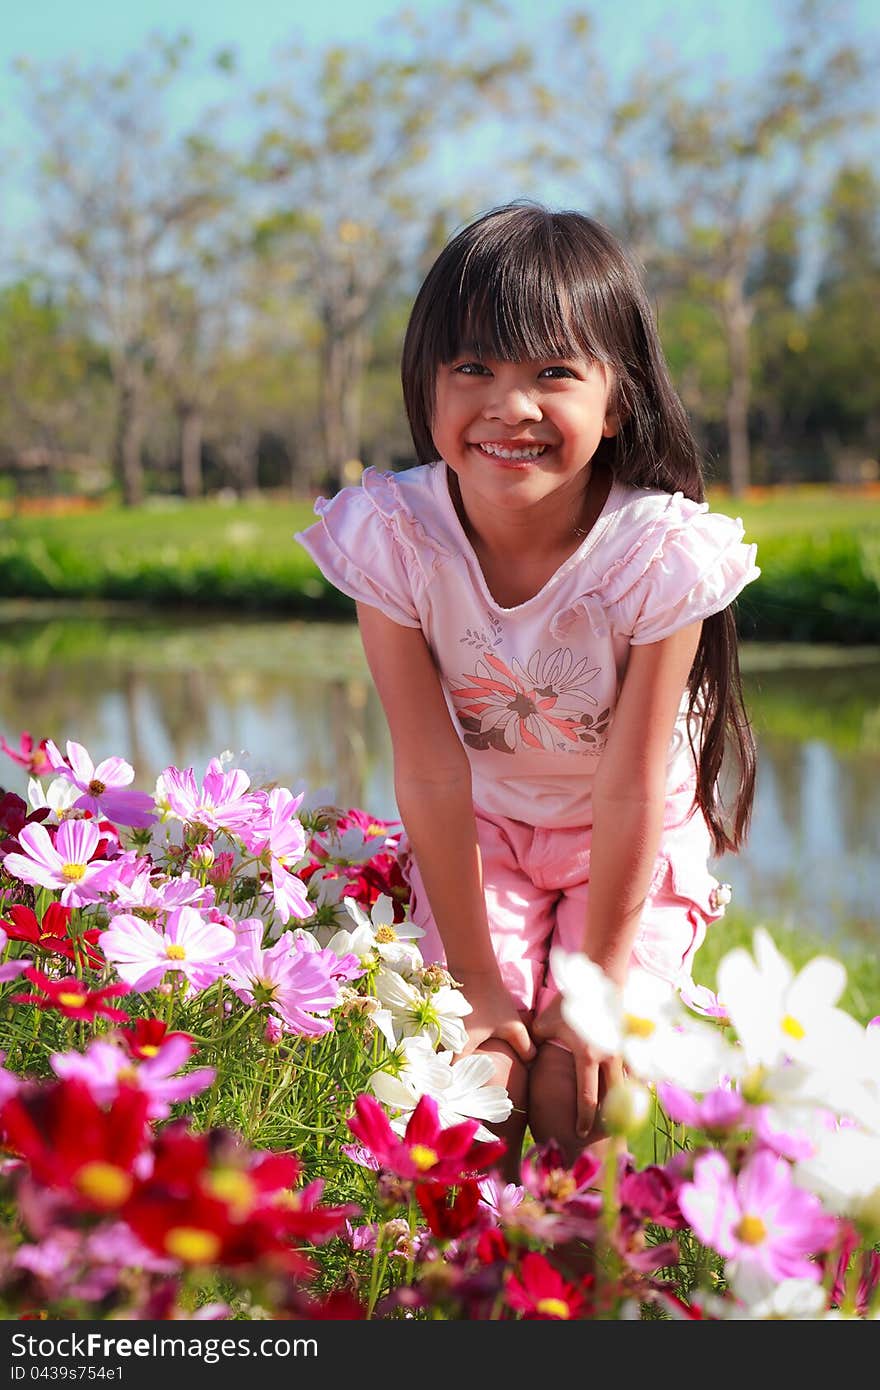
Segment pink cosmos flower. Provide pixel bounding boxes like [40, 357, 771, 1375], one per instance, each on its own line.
[160, 759, 263, 834]
[291, 930, 364, 984]
[224, 917, 307, 1007]
[50, 1034, 215, 1120]
[224, 919, 341, 1036]
[99, 905, 237, 993]
[45, 739, 156, 829]
[520, 1140, 602, 1237]
[677, 1149, 839, 1303]
[107, 860, 215, 919]
[3, 819, 119, 907]
[658, 1081, 749, 1134]
[271, 943, 343, 1037]
[0, 925, 31, 983]
[347, 1093, 506, 1183]
[242, 788, 311, 924]
[0, 731, 52, 777]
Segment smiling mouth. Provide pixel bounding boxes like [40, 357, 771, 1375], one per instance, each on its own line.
[472, 442, 549, 462]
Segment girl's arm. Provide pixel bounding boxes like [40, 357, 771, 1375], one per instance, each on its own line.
[355, 601, 534, 1062]
[584, 618, 704, 984]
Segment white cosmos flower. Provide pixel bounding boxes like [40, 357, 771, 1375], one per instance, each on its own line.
[552, 948, 735, 1091]
[374, 967, 470, 1052]
[369, 1034, 511, 1141]
[716, 928, 863, 1073]
[28, 775, 78, 816]
[793, 1124, 880, 1218]
[720, 1279, 827, 1320]
[340, 895, 424, 973]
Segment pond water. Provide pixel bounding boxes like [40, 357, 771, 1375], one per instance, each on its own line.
[1, 606, 878, 950]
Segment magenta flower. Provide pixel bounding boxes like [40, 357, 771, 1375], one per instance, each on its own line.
[3, 819, 119, 907]
[520, 1140, 602, 1237]
[347, 1093, 506, 1183]
[160, 759, 263, 834]
[50, 1035, 215, 1120]
[677, 1149, 839, 1304]
[99, 905, 237, 993]
[45, 740, 156, 829]
[658, 1081, 749, 1134]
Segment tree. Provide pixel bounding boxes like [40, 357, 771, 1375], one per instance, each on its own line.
[15, 36, 236, 504]
[247, 2, 529, 489]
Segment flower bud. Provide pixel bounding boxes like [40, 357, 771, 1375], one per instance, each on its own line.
[601, 1078, 652, 1136]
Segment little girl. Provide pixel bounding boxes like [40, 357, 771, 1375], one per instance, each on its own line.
[296, 202, 760, 1175]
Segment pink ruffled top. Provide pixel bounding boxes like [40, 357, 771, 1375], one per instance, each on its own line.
[295, 462, 760, 829]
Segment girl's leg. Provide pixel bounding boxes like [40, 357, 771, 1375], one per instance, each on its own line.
[475, 1036, 530, 1184]
[527, 1041, 608, 1164]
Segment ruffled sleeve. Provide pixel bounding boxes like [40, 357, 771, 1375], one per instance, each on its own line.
[603, 493, 760, 645]
[294, 467, 446, 629]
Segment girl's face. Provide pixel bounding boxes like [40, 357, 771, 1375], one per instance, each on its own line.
[431, 352, 617, 516]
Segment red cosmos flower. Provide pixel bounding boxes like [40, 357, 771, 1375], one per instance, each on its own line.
[347, 1093, 506, 1184]
[121, 1017, 193, 1060]
[416, 1179, 483, 1239]
[0, 795, 50, 852]
[124, 1124, 356, 1272]
[13, 967, 130, 1023]
[505, 1252, 590, 1320]
[1, 904, 103, 969]
[0, 1078, 150, 1211]
[0, 732, 52, 778]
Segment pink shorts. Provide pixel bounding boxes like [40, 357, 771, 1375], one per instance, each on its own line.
[397, 792, 728, 1018]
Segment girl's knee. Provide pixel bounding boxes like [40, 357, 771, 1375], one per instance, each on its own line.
[527, 1042, 581, 1159]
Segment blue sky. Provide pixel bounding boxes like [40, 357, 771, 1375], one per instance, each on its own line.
[0, 0, 875, 277]
[3, 0, 870, 94]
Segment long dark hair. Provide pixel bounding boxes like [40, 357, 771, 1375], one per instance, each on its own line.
[401, 201, 755, 854]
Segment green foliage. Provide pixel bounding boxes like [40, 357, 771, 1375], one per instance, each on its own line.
[1, 489, 877, 641]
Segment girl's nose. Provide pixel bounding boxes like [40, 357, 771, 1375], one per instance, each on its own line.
[483, 383, 542, 424]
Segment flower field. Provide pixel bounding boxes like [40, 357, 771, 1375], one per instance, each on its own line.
[0, 732, 878, 1321]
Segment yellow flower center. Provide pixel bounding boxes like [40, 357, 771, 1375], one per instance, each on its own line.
[734, 1214, 767, 1246]
[164, 1227, 222, 1264]
[204, 1169, 257, 1216]
[57, 990, 88, 1008]
[409, 1144, 439, 1172]
[75, 1162, 133, 1207]
[781, 1013, 806, 1041]
[61, 863, 87, 883]
[88, 779, 106, 796]
[623, 1013, 655, 1038]
[536, 1297, 571, 1319]
[545, 1170, 577, 1202]
[166, 944, 186, 960]
[116, 1065, 139, 1084]
[375, 925, 397, 943]
[139, 1044, 160, 1057]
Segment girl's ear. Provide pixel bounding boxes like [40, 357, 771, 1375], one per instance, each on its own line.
[602, 411, 620, 438]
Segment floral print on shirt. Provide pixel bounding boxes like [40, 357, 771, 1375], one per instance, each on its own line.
[451, 647, 611, 755]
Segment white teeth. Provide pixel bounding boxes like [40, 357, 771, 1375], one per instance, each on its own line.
[478, 443, 546, 460]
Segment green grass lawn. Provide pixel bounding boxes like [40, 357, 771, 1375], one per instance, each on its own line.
[1, 484, 878, 637]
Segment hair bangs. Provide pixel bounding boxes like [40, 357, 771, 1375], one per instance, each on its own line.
[441, 241, 607, 368]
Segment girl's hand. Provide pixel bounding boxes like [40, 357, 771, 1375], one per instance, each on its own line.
[452, 968, 536, 1064]
[531, 994, 623, 1139]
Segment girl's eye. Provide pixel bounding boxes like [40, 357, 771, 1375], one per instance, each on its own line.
[453, 361, 489, 376]
[539, 365, 576, 379]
